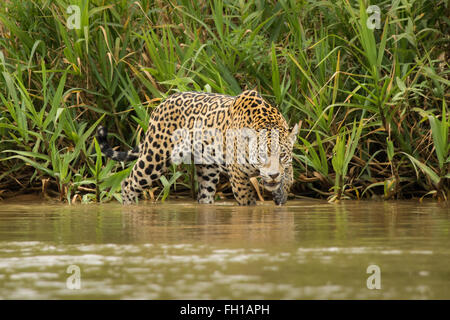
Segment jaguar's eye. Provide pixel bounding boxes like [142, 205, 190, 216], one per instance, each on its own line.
[280, 153, 290, 164]
[259, 154, 268, 163]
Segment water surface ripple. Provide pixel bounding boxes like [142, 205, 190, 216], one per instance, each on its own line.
[0, 200, 448, 299]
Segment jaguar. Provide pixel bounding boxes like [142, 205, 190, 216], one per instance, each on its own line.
[97, 90, 298, 205]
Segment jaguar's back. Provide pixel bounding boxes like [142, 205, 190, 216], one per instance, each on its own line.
[156, 91, 234, 131]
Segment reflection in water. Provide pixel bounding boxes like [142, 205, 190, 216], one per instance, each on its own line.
[0, 200, 448, 299]
[122, 203, 295, 244]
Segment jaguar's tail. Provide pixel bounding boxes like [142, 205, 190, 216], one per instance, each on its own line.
[96, 126, 140, 162]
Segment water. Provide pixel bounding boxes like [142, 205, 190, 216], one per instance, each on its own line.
[0, 198, 448, 299]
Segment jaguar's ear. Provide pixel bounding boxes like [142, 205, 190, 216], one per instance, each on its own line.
[288, 123, 299, 147]
[243, 87, 260, 95]
[233, 90, 262, 109]
[237, 89, 261, 100]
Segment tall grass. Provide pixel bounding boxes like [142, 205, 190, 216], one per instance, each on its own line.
[0, 0, 448, 203]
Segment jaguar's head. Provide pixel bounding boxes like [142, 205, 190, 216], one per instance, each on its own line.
[256, 124, 298, 205]
[231, 90, 299, 205]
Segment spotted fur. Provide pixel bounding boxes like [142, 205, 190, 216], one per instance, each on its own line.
[97, 90, 298, 205]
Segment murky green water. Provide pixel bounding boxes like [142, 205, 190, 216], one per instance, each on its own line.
[0, 199, 448, 299]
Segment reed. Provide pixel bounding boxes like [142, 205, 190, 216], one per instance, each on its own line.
[0, 0, 448, 202]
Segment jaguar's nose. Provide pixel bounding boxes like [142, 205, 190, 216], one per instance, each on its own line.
[269, 173, 279, 180]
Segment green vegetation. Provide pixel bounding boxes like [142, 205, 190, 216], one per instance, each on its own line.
[0, 0, 448, 203]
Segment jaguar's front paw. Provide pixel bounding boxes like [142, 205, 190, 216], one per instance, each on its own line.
[198, 197, 214, 204]
[272, 182, 287, 205]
